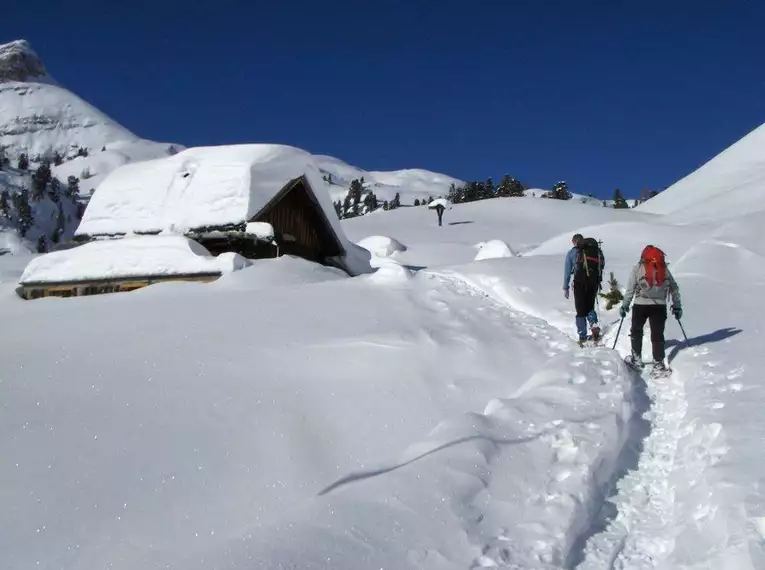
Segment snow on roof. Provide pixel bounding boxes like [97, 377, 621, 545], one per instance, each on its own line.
[78, 144, 331, 237]
[75, 144, 372, 276]
[19, 235, 230, 285]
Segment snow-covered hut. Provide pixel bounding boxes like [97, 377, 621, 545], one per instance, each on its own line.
[18, 144, 371, 299]
[18, 235, 243, 299]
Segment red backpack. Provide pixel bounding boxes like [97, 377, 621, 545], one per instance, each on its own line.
[641, 245, 666, 287]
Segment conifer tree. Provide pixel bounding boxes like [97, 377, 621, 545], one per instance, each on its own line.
[36, 235, 47, 253]
[414, 198, 421, 206]
[18, 153, 29, 170]
[65, 175, 80, 198]
[551, 181, 572, 200]
[53, 151, 64, 166]
[14, 188, 33, 237]
[612, 188, 629, 209]
[49, 177, 61, 203]
[31, 161, 52, 201]
[0, 189, 9, 217]
[391, 192, 401, 209]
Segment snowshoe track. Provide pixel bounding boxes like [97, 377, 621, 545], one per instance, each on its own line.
[428, 272, 710, 570]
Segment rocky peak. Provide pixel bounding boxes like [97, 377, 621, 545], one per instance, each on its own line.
[0, 40, 49, 83]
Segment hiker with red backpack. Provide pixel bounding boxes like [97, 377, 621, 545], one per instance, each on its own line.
[563, 233, 605, 346]
[619, 245, 682, 373]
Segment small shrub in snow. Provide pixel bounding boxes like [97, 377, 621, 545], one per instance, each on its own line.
[599, 271, 624, 310]
[81, 168, 93, 180]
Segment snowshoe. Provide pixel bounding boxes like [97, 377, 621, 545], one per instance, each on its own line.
[649, 361, 672, 379]
[624, 353, 644, 370]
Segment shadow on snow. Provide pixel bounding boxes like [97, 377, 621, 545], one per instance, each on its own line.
[667, 326, 742, 364]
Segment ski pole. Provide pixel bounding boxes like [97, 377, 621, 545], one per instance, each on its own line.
[612, 316, 624, 350]
[677, 318, 689, 343]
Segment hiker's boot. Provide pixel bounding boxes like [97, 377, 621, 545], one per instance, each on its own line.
[626, 352, 643, 368]
[652, 361, 668, 374]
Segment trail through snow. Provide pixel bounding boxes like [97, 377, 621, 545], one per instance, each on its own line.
[439, 270, 731, 570]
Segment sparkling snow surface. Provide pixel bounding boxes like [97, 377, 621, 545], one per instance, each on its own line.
[1, 153, 763, 569]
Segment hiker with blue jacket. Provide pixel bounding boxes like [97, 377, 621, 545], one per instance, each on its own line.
[563, 233, 604, 346]
[620, 245, 682, 373]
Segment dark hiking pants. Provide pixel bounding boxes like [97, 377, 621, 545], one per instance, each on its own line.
[573, 277, 599, 339]
[630, 304, 667, 362]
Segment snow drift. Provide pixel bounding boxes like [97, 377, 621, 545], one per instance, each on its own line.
[637, 121, 765, 221]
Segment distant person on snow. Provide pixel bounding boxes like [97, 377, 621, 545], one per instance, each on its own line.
[563, 233, 604, 346]
[619, 245, 682, 373]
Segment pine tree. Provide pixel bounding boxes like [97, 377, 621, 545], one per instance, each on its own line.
[447, 182, 463, 204]
[52, 205, 65, 244]
[327, 173, 333, 185]
[333, 200, 342, 219]
[66, 175, 80, 198]
[427, 196, 434, 204]
[414, 198, 421, 206]
[75, 146, 89, 158]
[31, 161, 52, 201]
[0, 189, 9, 217]
[485, 177, 495, 197]
[383, 200, 389, 211]
[348, 178, 364, 211]
[391, 192, 401, 209]
[0, 147, 5, 170]
[612, 188, 629, 209]
[49, 177, 61, 203]
[14, 188, 33, 237]
[342, 193, 354, 218]
[551, 181, 572, 200]
[53, 151, 64, 166]
[363, 192, 378, 213]
[36, 235, 47, 253]
[18, 153, 29, 170]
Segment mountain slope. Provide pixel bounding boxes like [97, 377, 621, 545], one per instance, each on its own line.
[0, 39, 182, 251]
[314, 154, 464, 205]
[636, 121, 765, 221]
[0, 40, 140, 158]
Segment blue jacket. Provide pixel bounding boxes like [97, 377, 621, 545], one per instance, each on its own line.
[563, 247, 577, 290]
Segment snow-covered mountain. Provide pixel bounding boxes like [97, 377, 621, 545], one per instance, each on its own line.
[0, 40, 174, 162]
[636, 120, 765, 221]
[314, 153, 465, 205]
[0, 39, 182, 252]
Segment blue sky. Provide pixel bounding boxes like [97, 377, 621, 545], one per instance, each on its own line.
[4, 0, 764, 198]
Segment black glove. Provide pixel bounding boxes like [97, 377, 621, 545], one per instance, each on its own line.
[672, 306, 683, 320]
